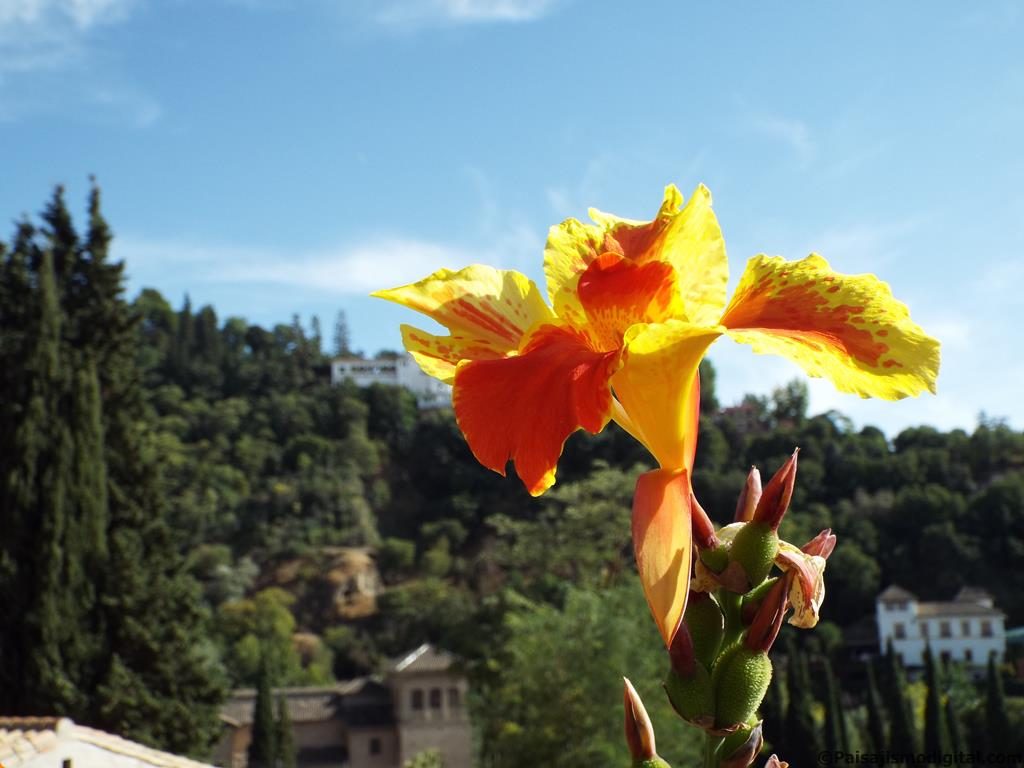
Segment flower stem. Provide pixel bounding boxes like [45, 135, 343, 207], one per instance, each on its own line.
[703, 732, 724, 768]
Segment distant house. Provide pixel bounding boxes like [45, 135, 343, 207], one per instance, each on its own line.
[214, 644, 472, 768]
[0, 716, 215, 768]
[876, 585, 1006, 667]
[330, 355, 450, 409]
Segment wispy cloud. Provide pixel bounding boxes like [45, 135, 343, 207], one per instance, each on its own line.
[750, 114, 815, 167]
[0, 0, 133, 71]
[374, 0, 560, 27]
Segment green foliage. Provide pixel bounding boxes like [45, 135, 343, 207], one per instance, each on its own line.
[404, 749, 444, 768]
[884, 640, 918, 753]
[473, 581, 702, 768]
[985, 653, 1011, 752]
[276, 695, 297, 768]
[248, 656, 277, 768]
[922, 645, 950, 756]
[864, 660, 887, 753]
[782, 641, 820, 767]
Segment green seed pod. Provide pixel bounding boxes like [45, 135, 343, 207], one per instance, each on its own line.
[664, 662, 714, 723]
[685, 595, 724, 668]
[712, 644, 773, 729]
[699, 544, 730, 573]
[729, 521, 779, 586]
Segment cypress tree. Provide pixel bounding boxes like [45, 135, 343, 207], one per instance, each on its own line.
[985, 653, 1011, 752]
[783, 640, 821, 767]
[864, 660, 888, 752]
[946, 698, 964, 756]
[884, 639, 918, 753]
[276, 695, 297, 768]
[249, 654, 277, 768]
[760, 677, 785, 753]
[922, 645, 950, 756]
[822, 656, 848, 753]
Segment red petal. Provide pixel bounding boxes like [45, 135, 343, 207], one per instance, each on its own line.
[453, 324, 619, 496]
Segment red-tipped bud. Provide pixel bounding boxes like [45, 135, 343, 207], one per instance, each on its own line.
[744, 573, 791, 653]
[690, 491, 719, 550]
[668, 619, 697, 678]
[734, 467, 762, 523]
[765, 755, 789, 768]
[751, 449, 798, 531]
[802, 528, 836, 559]
[624, 678, 657, 762]
[721, 722, 765, 768]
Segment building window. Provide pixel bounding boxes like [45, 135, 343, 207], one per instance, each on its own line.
[411, 689, 424, 710]
[981, 620, 993, 637]
[429, 688, 442, 709]
[920, 622, 929, 638]
[448, 687, 462, 709]
[962, 620, 971, 636]
[894, 622, 906, 639]
[965, 649, 974, 662]
[940, 621, 952, 638]
[370, 737, 382, 756]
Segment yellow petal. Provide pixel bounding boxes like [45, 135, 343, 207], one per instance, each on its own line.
[632, 469, 693, 648]
[543, 217, 605, 329]
[721, 254, 940, 400]
[373, 265, 554, 384]
[592, 184, 728, 327]
[612, 320, 722, 470]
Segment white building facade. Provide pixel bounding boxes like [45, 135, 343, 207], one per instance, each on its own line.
[330, 355, 450, 409]
[876, 585, 1006, 667]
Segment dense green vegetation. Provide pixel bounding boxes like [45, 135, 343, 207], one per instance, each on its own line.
[2, 187, 1024, 764]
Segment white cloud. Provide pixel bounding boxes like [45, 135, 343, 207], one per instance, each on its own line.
[750, 114, 815, 167]
[375, 0, 559, 26]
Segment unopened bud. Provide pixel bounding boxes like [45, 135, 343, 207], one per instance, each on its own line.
[729, 522, 779, 588]
[684, 592, 725, 669]
[664, 662, 714, 725]
[624, 678, 657, 763]
[802, 528, 836, 558]
[700, 545, 729, 573]
[720, 721, 765, 768]
[744, 574, 790, 653]
[751, 449, 798, 531]
[690, 491, 719, 549]
[712, 645, 773, 730]
[734, 467, 762, 523]
[765, 755, 789, 768]
[740, 578, 779, 626]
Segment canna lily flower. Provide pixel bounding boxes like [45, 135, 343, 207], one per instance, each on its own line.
[373, 184, 939, 647]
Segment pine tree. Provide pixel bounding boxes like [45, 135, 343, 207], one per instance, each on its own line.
[922, 645, 950, 756]
[783, 641, 821, 766]
[249, 654, 278, 768]
[822, 656, 848, 753]
[333, 309, 351, 356]
[985, 653, 1011, 752]
[276, 695, 297, 768]
[864, 660, 888, 752]
[884, 639, 918, 753]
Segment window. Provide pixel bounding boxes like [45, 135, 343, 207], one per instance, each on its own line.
[894, 622, 906, 639]
[965, 649, 974, 662]
[448, 687, 462, 709]
[370, 737, 382, 756]
[940, 621, 952, 638]
[981, 620, 993, 637]
[920, 622, 929, 638]
[411, 689, 424, 710]
[429, 688, 442, 709]
[962, 620, 971, 636]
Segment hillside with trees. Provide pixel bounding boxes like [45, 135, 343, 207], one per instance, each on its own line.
[2, 187, 1024, 764]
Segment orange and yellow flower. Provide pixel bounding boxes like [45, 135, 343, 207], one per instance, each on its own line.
[373, 184, 939, 646]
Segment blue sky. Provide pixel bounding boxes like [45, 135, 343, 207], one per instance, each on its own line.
[2, 0, 1022, 436]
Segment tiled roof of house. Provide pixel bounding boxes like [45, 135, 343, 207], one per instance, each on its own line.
[916, 602, 1003, 617]
[878, 585, 917, 602]
[388, 643, 457, 674]
[222, 678, 391, 727]
[0, 717, 215, 767]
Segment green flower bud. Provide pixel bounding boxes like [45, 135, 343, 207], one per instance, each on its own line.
[664, 662, 714, 724]
[729, 521, 779, 587]
[635, 758, 673, 768]
[685, 594, 724, 668]
[712, 644, 773, 729]
[699, 544, 730, 573]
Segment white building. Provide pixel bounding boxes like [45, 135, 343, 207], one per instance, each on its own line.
[330, 355, 450, 409]
[876, 585, 1006, 667]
